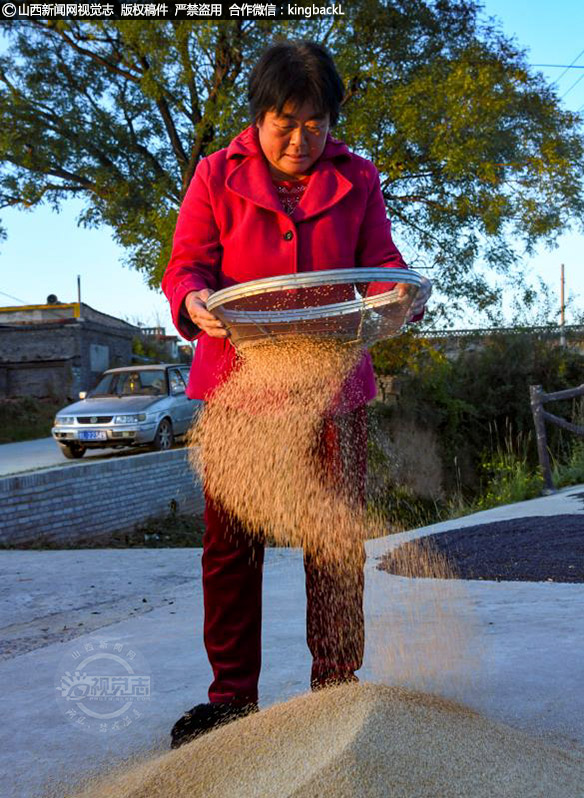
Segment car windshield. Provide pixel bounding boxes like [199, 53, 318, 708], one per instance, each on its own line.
[90, 370, 167, 397]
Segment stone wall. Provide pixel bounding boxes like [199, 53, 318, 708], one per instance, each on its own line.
[0, 322, 79, 363]
[0, 320, 135, 400]
[0, 359, 74, 400]
[0, 449, 205, 546]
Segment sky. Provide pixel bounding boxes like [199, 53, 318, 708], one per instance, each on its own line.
[0, 2, 583, 337]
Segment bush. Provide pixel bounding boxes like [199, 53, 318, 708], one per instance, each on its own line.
[368, 331, 584, 526]
[372, 331, 584, 494]
[554, 438, 584, 489]
[472, 431, 543, 511]
[0, 396, 63, 443]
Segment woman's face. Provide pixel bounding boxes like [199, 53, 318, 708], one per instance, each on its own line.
[256, 101, 330, 180]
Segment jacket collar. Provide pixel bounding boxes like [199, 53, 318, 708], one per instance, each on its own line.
[225, 125, 353, 222]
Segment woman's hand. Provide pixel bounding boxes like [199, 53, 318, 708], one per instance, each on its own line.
[184, 289, 229, 338]
[396, 275, 432, 321]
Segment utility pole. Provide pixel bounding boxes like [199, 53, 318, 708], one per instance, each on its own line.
[560, 264, 566, 347]
[76, 275, 84, 321]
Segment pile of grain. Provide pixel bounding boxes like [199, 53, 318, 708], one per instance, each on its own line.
[71, 683, 584, 798]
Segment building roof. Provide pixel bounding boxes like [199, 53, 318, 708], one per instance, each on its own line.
[0, 302, 140, 331]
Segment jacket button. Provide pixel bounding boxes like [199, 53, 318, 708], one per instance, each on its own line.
[283, 230, 294, 241]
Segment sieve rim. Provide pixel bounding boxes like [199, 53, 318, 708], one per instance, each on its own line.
[215, 289, 406, 323]
[206, 267, 424, 313]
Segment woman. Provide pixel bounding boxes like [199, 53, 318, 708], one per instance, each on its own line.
[162, 40, 430, 748]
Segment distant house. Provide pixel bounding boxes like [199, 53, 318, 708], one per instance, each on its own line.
[178, 343, 196, 362]
[139, 326, 182, 362]
[0, 298, 141, 401]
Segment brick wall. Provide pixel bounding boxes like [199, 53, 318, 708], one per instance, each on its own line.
[0, 449, 205, 546]
[0, 359, 74, 399]
[0, 322, 79, 365]
[0, 320, 135, 400]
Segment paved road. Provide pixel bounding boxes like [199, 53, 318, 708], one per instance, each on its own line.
[0, 437, 151, 477]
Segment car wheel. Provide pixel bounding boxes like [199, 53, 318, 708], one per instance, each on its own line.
[59, 443, 86, 459]
[152, 418, 173, 451]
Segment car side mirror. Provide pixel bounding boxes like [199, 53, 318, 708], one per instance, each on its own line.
[171, 386, 185, 395]
[79, 391, 87, 400]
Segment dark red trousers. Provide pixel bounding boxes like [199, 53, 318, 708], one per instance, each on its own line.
[201, 405, 367, 704]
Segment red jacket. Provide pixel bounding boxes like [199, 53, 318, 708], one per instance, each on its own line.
[162, 125, 412, 410]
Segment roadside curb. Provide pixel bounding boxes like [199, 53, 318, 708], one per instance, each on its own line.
[0, 448, 204, 546]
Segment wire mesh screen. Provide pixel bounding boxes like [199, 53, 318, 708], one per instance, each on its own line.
[206, 268, 423, 349]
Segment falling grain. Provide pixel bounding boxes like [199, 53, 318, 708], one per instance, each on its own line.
[189, 336, 375, 567]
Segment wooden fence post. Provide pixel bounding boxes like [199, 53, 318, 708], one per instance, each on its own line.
[529, 384, 555, 493]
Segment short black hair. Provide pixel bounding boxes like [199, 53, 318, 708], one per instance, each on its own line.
[248, 40, 345, 127]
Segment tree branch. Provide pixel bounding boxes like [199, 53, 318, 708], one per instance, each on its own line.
[182, 26, 245, 193]
[171, 22, 202, 126]
[321, 17, 337, 46]
[137, 53, 189, 171]
[387, 194, 452, 210]
[45, 166, 96, 190]
[121, 101, 180, 203]
[0, 182, 86, 209]
[38, 21, 142, 83]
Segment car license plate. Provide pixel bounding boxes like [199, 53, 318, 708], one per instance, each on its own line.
[79, 430, 108, 441]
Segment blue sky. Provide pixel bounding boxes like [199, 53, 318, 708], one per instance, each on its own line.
[1, 3, 583, 336]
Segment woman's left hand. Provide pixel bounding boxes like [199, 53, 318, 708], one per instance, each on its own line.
[399, 275, 432, 321]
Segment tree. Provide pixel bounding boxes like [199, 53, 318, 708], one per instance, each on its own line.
[1, 3, 583, 322]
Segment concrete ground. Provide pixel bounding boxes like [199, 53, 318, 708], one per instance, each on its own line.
[0, 437, 138, 476]
[1, 486, 584, 797]
[0, 436, 190, 476]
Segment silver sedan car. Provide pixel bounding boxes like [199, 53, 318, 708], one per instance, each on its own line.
[52, 364, 202, 459]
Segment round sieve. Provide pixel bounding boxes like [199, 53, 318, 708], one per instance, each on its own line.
[206, 267, 424, 349]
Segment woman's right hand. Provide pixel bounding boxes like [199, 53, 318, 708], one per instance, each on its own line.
[184, 289, 229, 338]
